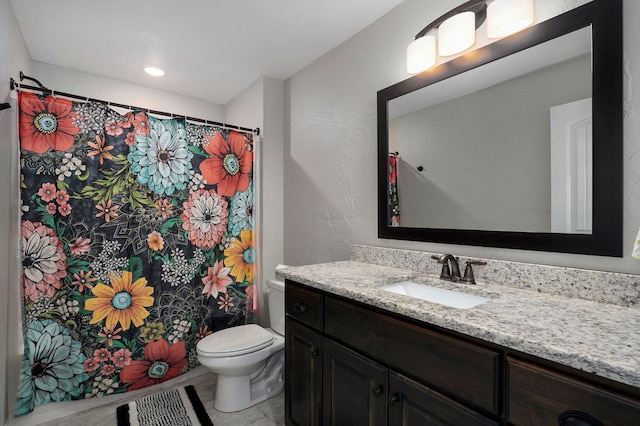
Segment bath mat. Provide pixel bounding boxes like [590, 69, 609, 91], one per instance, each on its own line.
[116, 385, 213, 426]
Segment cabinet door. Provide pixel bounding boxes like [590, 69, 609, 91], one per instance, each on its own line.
[322, 339, 387, 426]
[388, 372, 500, 426]
[286, 318, 323, 426]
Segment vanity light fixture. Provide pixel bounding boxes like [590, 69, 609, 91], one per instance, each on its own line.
[487, 0, 535, 39]
[407, 34, 437, 74]
[407, 0, 534, 74]
[144, 66, 165, 77]
[438, 11, 476, 57]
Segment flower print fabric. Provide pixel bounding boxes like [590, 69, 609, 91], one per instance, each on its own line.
[387, 153, 401, 226]
[19, 92, 79, 153]
[228, 183, 254, 236]
[224, 229, 256, 284]
[199, 131, 253, 197]
[21, 220, 67, 303]
[180, 188, 229, 249]
[17, 94, 255, 415]
[16, 320, 88, 415]
[84, 270, 154, 331]
[119, 339, 187, 391]
[128, 117, 193, 196]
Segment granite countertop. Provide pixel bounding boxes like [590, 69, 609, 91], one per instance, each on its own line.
[277, 260, 640, 389]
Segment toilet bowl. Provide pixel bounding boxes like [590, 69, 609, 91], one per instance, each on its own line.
[196, 279, 285, 412]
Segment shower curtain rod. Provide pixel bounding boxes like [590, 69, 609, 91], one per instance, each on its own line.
[9, 73, 260, 135]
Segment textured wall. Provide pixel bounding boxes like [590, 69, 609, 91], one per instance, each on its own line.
[284, 0, 640, 274]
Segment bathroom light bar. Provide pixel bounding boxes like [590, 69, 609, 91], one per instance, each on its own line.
[407, 0, 534, 74]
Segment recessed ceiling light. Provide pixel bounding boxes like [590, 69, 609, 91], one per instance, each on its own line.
[144, 66, 165, 77]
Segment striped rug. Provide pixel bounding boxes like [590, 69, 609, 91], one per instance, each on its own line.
[116, 385, 213, 426]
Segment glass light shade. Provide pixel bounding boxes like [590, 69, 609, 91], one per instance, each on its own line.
[487, 0, 535, 39]
[438, 11, 476, 57]
[407, 35, 437, 74]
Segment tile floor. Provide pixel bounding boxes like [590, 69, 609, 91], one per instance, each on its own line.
[11, 367, 284, 426]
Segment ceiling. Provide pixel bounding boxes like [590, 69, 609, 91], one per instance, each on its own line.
[10, 0, 405, 105]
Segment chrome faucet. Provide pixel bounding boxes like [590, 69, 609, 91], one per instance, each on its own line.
[431, 254, 461, 282]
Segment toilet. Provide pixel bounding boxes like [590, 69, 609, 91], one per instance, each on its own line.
[196, 279, 285, 412]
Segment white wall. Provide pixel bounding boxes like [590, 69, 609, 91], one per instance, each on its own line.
[0, 0, 32, 423]
[31, 61, 226, 121]
[283, 0, 640, 274]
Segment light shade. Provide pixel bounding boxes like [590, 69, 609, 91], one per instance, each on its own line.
[407, 35, 437, 74]
[438, 11, 476, 57]
[487, 0, 535, 39]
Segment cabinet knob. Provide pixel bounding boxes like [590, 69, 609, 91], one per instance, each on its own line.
[388, 393, 400, 405]
[372, 385, 385, 398]
[293, 302, 308, 313]
[310, 348, 320, 358]
[558, 410, 603, 426]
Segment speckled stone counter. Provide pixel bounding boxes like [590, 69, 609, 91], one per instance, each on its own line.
[277, 257, 640, 389]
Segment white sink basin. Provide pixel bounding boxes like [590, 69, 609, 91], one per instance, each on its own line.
[380, 281, 490, 309]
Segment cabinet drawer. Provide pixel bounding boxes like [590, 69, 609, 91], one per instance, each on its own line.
[285, 280, 323, 331]
[324, 296, 501, 414]
[507, 356, 640, 425]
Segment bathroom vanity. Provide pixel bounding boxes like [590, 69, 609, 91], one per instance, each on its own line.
[280, 249, 640, 425]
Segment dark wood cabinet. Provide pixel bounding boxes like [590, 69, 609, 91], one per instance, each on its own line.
[506, 356, 640, 426]
[388, 372, 499, 426]
[285, 280, 499, 425]
[285, 318, 322, 426]
[286, 282, 323, 330]
[324, 295, 501, 415]
[285, 279, 640, 426]
[322, 338, 387, 426]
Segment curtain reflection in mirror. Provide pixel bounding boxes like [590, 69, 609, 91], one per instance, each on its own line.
[388, 152, 400, 227]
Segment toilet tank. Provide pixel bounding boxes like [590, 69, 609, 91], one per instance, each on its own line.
[266, 279, 285, 335]
[267, 280, 284, 336]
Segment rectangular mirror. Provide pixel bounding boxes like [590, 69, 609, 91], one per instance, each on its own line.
[377, 0, 622, 256]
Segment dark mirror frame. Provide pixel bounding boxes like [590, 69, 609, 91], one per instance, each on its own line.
[377, 0, 622, 257]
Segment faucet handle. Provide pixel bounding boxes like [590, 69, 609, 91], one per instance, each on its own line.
[461, 260, 487, 284]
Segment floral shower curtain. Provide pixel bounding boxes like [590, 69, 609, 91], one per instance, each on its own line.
[388, 152, 400, 226]
[17, 91, 256, 415]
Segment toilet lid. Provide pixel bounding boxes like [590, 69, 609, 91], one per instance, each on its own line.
[197, 324, 274, 357]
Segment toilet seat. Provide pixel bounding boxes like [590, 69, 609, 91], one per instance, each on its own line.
[197, 324, 274, 357]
